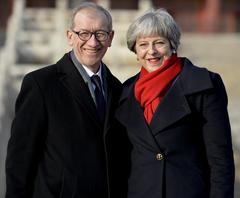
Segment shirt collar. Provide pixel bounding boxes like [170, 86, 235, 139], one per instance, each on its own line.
[70, 50, 103, 82]
[82, 63, 103, 82]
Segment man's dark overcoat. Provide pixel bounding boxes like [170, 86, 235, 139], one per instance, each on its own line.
[116, 58, 235, 198]
[5, 52, 124, 198]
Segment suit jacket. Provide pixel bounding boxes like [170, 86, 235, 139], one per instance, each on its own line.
[5, 52, 123, 198]
[116, 58, 235, 198]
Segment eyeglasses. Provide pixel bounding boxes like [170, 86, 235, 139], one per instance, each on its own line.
[72, 30, 110, 41]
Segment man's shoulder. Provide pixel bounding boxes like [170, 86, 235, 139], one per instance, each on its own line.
[24, 53, 70, 82]
[24, 63, 58, 83]
[123, 74, 139, 87]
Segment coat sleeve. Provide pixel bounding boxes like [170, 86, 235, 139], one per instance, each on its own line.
[202, 73, 235, 198]
[5, 73, 47, 198]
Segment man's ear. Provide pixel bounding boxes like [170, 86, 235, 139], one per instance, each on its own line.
[66, 30, 74, 46]
[108, 30, 114, 47]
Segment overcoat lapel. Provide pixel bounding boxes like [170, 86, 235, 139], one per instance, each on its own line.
[57, 53, 102, 129]
[103, 65, 114, 135]
[118, 79, 190, 151]
[117, 82, 160, 152]
[149, 78, 191, 135]
[118, 58, 214, 147]
[148, 58, 214, 135]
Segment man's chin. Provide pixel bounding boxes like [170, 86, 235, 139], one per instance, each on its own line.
[84, 60, 102, 69]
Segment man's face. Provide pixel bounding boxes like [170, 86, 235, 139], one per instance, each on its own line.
[67, 8, 114, 72]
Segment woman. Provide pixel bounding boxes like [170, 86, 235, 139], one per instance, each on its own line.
[116, 8, 235, 198]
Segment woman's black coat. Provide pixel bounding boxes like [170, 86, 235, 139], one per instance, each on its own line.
[116, 58, 235, 198]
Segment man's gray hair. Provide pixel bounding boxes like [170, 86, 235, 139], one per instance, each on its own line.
[126, 8, 181, 52]
[69, 2, 112, 31]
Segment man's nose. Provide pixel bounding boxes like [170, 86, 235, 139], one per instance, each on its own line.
[87, 34, 99, 46]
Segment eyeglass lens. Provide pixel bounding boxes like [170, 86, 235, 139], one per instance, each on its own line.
[77, 30, 109, 41]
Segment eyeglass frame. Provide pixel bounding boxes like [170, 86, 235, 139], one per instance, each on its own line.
[72, 29, 111, 42]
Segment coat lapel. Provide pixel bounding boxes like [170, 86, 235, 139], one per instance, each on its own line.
[57, 53, 101, 129]
[150, 58, 214, 135]
[102, 64, 124, 137]
[103, 65, 114, 134]
[149, 78, 191, 135]
[117, 78, 160, 152]
[118, 58, 214, 142]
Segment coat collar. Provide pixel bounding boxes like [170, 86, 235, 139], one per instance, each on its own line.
[119, 58, 213, 102]
[117, 58, 214, 137]
[103, 65, 120, 134]
[150, 58, 214, 134]
[178, 58, 213, 95]
[56, 53, 102, 129]
[56, 52, 120, 134]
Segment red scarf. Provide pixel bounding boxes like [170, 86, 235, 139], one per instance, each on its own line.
[134, 54, 183, 124]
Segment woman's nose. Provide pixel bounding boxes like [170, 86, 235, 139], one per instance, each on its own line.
[148, 45, 157, 54]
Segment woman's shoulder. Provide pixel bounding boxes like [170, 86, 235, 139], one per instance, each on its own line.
[182, 57, 222, 79]
[180, 57, 225, 94]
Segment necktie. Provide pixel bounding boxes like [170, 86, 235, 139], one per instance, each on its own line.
[91, 75, 106, 123]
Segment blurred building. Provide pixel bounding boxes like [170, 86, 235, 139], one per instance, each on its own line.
[1, 0, 240, 35]
[1, 0, 240, 64]
[0, 0, 240, 66]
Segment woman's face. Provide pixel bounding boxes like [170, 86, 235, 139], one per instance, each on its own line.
[135, 35, 173, 72]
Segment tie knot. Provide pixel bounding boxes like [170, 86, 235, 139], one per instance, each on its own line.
[91, 75, 102, 90]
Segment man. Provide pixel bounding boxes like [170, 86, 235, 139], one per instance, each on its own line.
[5, 2, 123, 198]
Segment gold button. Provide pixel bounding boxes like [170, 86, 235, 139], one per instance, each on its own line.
[156, 153, 163, 160]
